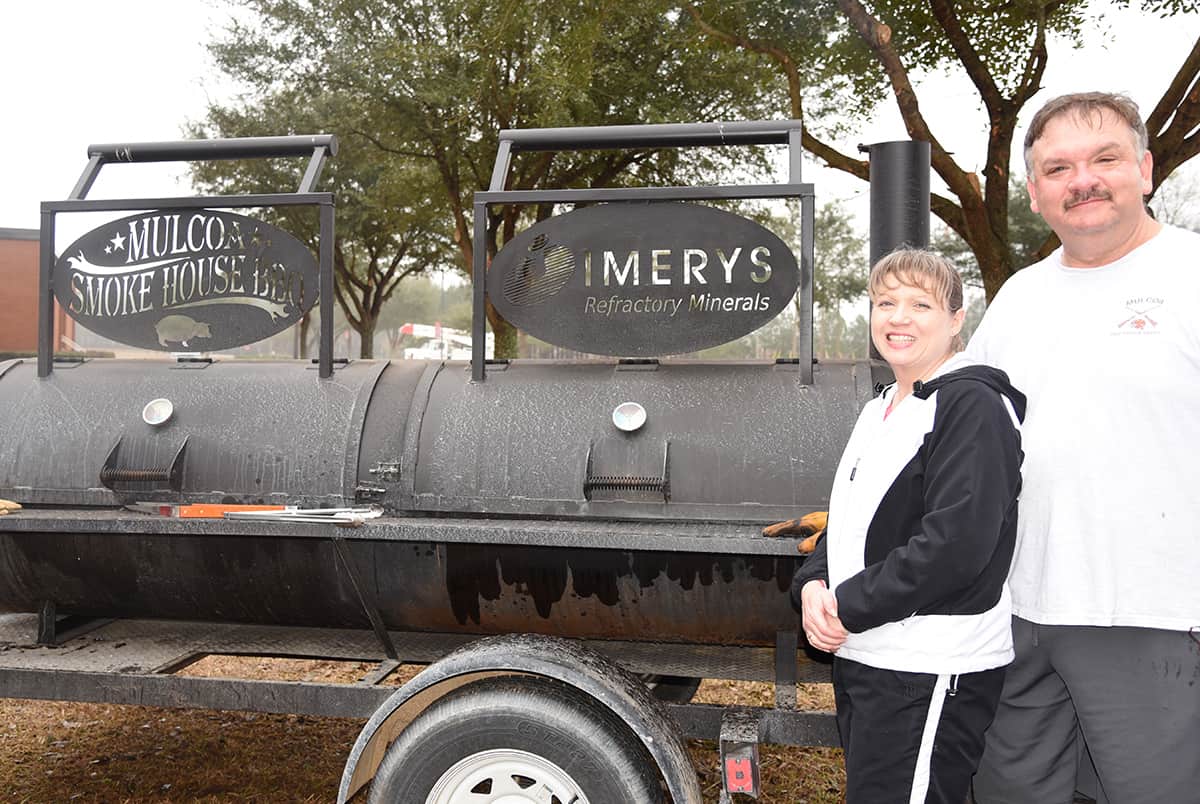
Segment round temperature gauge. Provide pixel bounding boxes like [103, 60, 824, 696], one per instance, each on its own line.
[611, 401, 647, 432]
[142, 398, 174, 426]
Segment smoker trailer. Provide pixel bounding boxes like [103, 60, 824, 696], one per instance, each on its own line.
[0, 123, 926, 803]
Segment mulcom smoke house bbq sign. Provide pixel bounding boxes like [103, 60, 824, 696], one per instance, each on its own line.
[54, 209, 318, 352]
[487, 202, 800, 356]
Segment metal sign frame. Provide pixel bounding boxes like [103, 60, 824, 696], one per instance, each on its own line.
[37, 135, 338, 378]
[471, 120, 815, 383]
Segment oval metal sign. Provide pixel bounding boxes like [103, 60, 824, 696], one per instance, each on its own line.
[486, 203, 800, 356]
[54, 209, 318, 351]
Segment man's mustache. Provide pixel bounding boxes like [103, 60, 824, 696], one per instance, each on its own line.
[1064, 188, 1112, 209]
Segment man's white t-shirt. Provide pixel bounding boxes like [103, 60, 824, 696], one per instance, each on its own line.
[968, 224, 1200, 631]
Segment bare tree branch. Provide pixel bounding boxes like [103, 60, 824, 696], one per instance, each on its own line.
[1031, 231, 1061, 263]
[931, 192, 968, 239]
[685, 5, 803, 117]
[835, 0, 977, 206]
[1146, 34, 1200, 137]
[1151, 61, 1200, 187]
[350, 126, 435, 160]
[927, 0, 1003, 113]
[1011, 4, 1052, 109]
[685, 4, 869, 182]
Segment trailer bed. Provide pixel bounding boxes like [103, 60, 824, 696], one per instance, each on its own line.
[0, 613, 836, 745]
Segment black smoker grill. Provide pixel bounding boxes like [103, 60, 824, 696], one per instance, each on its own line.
[0, 356, 879, 644]
[0, 122, 919, 650]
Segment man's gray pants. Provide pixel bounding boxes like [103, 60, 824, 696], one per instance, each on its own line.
[972, 616, 1200, 804]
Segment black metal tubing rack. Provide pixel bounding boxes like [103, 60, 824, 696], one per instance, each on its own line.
[37, 135, 339, 378]
[471, 120, 816, 382]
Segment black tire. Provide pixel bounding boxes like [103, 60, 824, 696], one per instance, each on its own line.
[368, 675, 661, 804]
[641, 674, 703, 704]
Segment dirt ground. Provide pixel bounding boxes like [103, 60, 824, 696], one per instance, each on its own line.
[0, 657, 844, 803]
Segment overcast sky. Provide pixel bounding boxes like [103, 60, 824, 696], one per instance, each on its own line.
[2, 1, 1197, 233]
[1, 2, 230, 230]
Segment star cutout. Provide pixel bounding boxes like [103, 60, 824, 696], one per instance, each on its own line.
[110, 232, 126, 251]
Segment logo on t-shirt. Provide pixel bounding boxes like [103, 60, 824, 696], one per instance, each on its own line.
[1112, 296, 1164, 335]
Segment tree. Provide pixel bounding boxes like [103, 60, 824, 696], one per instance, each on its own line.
[208, 0, 778, 357]
[811, 200, 870, 311]
[190, 91, 453, 358]
[688, 1, 1200, 300]
[931, 179, 1052, 287]
[809, 200, 870, 359]
[762, 198, 869, 356]
[1148, 162, 1200, 230]
[376, 275, 473, 355]
[815, 309, 869, 360]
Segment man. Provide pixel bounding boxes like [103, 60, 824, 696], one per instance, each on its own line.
[969, 92, 1200, 803]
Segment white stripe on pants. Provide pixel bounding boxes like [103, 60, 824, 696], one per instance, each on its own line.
[909, 674, 952, 803]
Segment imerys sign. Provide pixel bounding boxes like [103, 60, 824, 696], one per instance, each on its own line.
[486, 202, 799, 356]
[54, 209, 318, 351]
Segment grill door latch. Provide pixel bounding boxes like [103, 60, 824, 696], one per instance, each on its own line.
[99, 436, 189, 492]
[583, 440, 671, 502]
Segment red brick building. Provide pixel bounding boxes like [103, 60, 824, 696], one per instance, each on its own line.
[0, 227, 75, 353]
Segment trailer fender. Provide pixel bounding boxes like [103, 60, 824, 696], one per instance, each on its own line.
[337, 633, 702, 803]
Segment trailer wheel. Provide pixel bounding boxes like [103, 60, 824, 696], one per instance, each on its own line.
[367, 675, 661, 804]
[641, 674, 703, 704]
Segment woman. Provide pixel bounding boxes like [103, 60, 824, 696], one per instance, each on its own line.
[793, 249, 1024, 804]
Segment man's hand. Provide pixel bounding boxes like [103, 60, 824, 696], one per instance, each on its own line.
[800, 579, 848, 653]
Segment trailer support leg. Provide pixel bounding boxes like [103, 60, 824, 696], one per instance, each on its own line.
[36, 600, 56, 645]
[774, 628, 798, 711]
[719, 707, 764, 801]
[35, 602, 112, 646]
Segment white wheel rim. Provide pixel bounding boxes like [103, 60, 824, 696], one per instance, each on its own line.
[425, 748, 588, 804]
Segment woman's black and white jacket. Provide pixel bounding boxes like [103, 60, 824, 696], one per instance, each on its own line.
[793, 354, 1026, 674]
